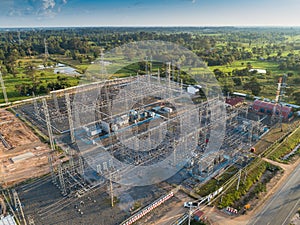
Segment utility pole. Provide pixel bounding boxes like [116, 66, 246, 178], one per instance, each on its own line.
[145, 56, 148, 75]
[157, 69, 161, 84]
[188, 206, 192, 225]
[181, 79, 183, 94]
[110, 172, 114, 207]
[167, 62, 171, 89]
[237, 169, 242, 191]
[150, 55, 153, 75]
[32, 92, 40, 119]
[0, 70, 8, 104]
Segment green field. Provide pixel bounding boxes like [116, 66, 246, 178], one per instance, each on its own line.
[1, 28, 300, 104]
[0, 57, 80, 103]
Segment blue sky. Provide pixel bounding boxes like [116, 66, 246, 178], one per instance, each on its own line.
[1, 0, 300, 27]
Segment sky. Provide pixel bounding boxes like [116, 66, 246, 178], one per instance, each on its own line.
[1, 0, 300, 27]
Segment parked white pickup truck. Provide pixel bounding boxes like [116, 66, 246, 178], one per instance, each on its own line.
[183, 202, 200, 208]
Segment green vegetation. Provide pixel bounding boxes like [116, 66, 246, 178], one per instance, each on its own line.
[132, 201, 142, 211]
[0, 57, 79, 102]
[268, 126, 300, 162]
[218, 162, 280, 210]
[0, 27, 300, 103]
[195, 166, 239, 197]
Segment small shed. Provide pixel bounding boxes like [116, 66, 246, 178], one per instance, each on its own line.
[249, 69, 267, 74]
[193, 210, 204, 222]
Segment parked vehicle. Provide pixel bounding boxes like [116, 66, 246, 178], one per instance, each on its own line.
[184, 202, 199, 208]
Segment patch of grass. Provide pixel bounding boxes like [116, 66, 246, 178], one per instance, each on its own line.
[195, 166, 238, 197]
[268, 126, 300, 162]
[208, 59, 297, 99]
[217, 161, 277, 209]
[0, 57, 80, 103]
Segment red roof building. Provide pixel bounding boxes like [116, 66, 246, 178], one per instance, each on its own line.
[226, 97, 245, 107]
[193, 210, 204, 221]
[252, 100, 293, 120]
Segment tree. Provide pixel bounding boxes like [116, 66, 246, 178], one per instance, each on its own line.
[246, 62, 252, 69]
[220, 77, 234, 94]
[213, 68, 225, 78]
[293, 92, 300, 105]
[244, 77, 261, 96]
[233, 77, 242, 86]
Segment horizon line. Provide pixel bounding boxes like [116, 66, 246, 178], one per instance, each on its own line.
[1, 25, 300, 29]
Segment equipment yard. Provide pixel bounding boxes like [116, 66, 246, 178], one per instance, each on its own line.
[0, 70, 299, 225]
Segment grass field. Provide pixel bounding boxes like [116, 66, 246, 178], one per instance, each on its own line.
[1, 49, 299, 104]
[0, 57, 80, 103]
[268, 124, 300, 162]
[208, 58, 298, 100]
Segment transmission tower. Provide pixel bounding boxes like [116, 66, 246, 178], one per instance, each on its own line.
[166, 62, 171, 88]
[32, 92, 40, 119]
[78, 156, 85, 178]
[52, 92, 60, 114]
[65, 93, 75, 143]
[48, 154, 56, 184]
[145, 56, 148, 75]
[0, 70, 8, 104]
[12, 189, 27, 225]
[42, 98, 57, 184]
[100, 49, 107, 78]
[272, 75, 287, 130]
[42, 98, 55, 150]
[18, 31, 22, 45]
[58, 162, 67, 196]
[44, 38, 49, 62]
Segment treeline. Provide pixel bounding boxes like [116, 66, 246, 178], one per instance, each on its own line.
[1, 27, 300, 99]
[0, 27, 296, 74]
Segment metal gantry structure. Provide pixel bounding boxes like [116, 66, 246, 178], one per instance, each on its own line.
[44, 38, 49, 62]
[20, 65, 266, 191]
[272, 74, 288, 130]
[7, 59, 272, 224]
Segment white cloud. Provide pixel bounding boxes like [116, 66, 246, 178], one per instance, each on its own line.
[42, 0, 56, 10]
[7, 0, 69, 18]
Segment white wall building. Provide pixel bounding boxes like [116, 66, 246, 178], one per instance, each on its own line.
[187, 85, 202, 95]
